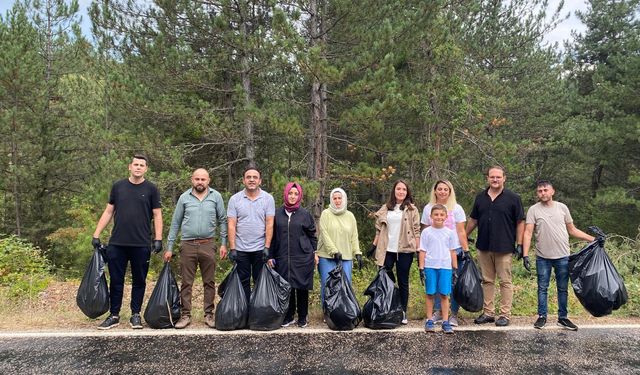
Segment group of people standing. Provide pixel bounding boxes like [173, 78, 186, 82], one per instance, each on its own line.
[91, 156, 596, 333]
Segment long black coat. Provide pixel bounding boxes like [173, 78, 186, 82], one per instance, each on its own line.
[271, 207, 318, 290]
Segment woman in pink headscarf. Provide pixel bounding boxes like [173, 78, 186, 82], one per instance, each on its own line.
[269, 182, 318, 328]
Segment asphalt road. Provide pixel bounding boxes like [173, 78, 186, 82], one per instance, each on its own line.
[1, 326, 639, 374]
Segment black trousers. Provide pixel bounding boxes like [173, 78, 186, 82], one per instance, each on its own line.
[236, 250, 263, 301]
[383, 251, 414, 312]
[285, 288, 309, 321]
[107, 244, 151, 315]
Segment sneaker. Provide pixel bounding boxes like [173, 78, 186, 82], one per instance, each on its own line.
[474, 313, 495, 324]
[442, 321, 454, 334]
[97, 315, 120, 330]
[557, 318, 578, 331]
[431, 310, 443, 324]
[204, 314, 215, 328]
[401, 311, 408, 325]
[129, 313, 143, 329]
[175, 315, 191, 329]
[449, 315, 459, 327]
[297, 318, 308, 328]
[281, 318, 296, 328]
[495, 316, 510, 327]
[534, 316, 546, 329]
[424, 319, 435, 332]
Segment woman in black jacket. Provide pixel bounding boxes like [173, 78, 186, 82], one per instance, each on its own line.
[270, 182, 318, 328]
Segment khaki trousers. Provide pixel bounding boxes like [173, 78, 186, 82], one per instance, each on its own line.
[477, 250, 513, 318]
[179, 240, 217, 316]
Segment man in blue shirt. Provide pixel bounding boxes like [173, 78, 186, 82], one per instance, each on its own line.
[227, 166, 275, 301]
[165, 168, 227, 328]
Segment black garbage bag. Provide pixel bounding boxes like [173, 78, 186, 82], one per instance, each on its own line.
[568, 227, 628, 317]
[215, 265, 249, 330]
[362, 268, 403, 329]
[143, 262, 181, 328]
[453, 257, 483, 312]
[248, 264, 291, 331]
[76, 246, 110, 319]
[323, 262, 361, 330]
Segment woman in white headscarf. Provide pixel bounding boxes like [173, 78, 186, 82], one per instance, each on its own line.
[316, 187, 362, 304]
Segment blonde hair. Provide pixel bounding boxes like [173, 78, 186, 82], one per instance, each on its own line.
[429, 180, 457, 212]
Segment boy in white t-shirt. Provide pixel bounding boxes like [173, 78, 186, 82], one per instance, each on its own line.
[418, 204, 458, 334]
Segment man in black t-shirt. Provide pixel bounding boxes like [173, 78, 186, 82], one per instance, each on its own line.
[466, 166, 524, 327]
[92, 155, 163, 330]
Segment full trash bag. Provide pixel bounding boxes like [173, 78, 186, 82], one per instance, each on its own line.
[144, 262, 181, 328]
[215, 265, 249, 330]
[248, 264, 291, 331]
[362, 268, 403, 329]
[323, 262, 361, 331]
[568, 227, 628, 317]
[77, 246, 110, 319]
[453, 257, 483, 312]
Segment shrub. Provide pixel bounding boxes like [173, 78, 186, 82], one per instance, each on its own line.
[0, 235, 52, 299]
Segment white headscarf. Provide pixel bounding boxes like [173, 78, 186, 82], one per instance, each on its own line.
[329, 187, 347, 215]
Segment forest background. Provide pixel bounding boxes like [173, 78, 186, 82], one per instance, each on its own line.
[0, 0, 638, 319]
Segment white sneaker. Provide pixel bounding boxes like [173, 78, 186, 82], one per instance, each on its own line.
[431, 311, 443, 324]
[449, 315, 459, 327]
[401, 311, 408, 325]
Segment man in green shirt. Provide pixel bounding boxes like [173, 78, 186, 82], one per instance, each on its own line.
[165, 168, 228, 328]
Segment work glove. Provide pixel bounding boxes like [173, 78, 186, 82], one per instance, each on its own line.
[152, 240, 163, 254]
[356, 254, 363, 270]
[596, 235, 606, 247]
[228, 249, 237, 263]
[523, 256, 531, 272]
[366, 244, 377, 259]
[513, 244, 523, 260]
[460, 251, 470, 262]
[333, 252, 342, 262]
[262, 247, 270, 262]
[419, 269, 425, 286]
[92, 237, 101, 249]
[452, 270, 459, 286]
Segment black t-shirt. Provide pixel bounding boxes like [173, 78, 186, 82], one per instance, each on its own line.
[470, 188, 524, 253]
[108, 179, 161, 247]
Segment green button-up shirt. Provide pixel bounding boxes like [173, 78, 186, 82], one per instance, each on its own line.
[167, 187, 227, 250]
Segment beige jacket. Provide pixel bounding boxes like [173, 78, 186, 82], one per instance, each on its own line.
[373, 203, 421, 266]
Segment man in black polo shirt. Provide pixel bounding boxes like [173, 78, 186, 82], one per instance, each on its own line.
[92, 155, 163, 330]
[466, 166, 524, 327]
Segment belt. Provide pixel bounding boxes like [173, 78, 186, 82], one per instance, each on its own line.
[184, 238, 214, 244]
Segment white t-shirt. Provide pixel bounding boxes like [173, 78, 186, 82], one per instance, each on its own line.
[421, 203, 466, 248]
[419, 226, 456, 269]
[386, 204, 403, 253]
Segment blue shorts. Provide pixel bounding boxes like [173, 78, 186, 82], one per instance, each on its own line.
[424, 268, 452, 296]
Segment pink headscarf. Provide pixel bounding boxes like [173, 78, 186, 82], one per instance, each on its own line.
[283, 182, 303, 212]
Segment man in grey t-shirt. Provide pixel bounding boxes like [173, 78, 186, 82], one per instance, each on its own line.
[523, 180, 595, 331]
[227, 166, 276, 301]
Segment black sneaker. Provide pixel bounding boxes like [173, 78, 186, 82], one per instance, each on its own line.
[297, 318, 308, 328]
[281, 318, 296, 328]
[474, 314, 495, 324]
[534, 316, 546, 329]
[97, 315, 120, 330]
[130, 313, 143, 329]
[557, 318, 578, 331]
[495, 316, 510, 327]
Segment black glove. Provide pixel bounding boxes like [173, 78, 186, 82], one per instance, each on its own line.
[452, 270, 459, 286]
[356, 254, 363, 270]
[228, 249, 237, 262]
[523, 256, 531, 272]
[461, 251, 470, 262]
[366, 244, 377, 259]
[92, 237, 101, 249]
[333, 252, 342, 261]
[596, 235, 606, 247]
[152, 240, 163, 254]
[419, 269, 425, 286]
[262, 247, 270, 262]
[513, 244, 523, 260]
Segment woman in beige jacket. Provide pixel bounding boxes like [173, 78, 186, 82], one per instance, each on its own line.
[369, 179, 421, 324]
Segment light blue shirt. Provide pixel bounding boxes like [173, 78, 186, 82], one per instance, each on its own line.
[167, 187, 227, 250]
[227, 188, 275, 252]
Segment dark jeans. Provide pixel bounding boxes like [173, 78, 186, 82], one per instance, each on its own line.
[236, 250, 263, 302]
[537, 256, 569, 319]
[383, 252, 414, 312]
[286, 288, 309, 322]
[107, 244, 151, 315]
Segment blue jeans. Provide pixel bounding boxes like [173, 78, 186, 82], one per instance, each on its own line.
[537, 256, 569, 319]
[318, 257, 353, 305]
[434, 247, 463, 314]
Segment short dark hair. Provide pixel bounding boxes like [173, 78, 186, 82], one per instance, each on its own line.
[486, 165, 505, 176]
[132, 154, 148, 163]
[243, 165, 261, 178]
[536, 179, 553, 188]
[385, 179, 414, 210]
